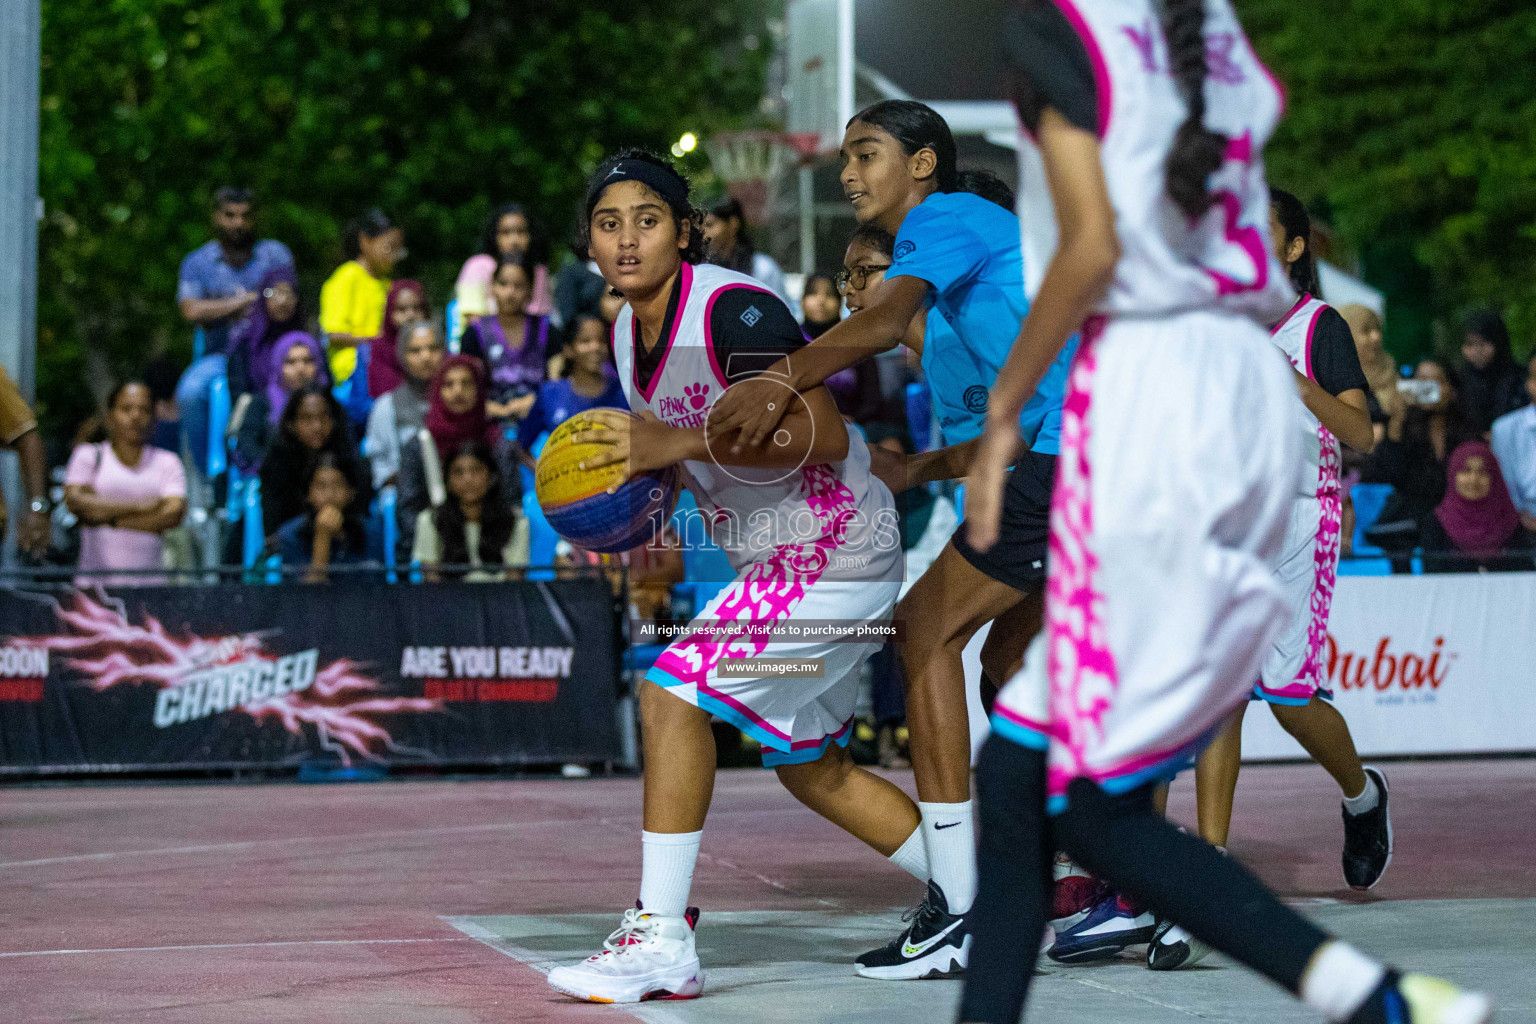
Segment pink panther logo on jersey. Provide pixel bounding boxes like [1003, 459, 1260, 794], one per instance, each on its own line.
[658, 386, 712, 428]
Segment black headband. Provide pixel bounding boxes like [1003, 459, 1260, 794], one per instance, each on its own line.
[587, 160, 690, 221]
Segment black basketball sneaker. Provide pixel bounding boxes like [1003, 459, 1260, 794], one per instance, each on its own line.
[1342, 766, 1393, 890]
[855, 880, 970, 980]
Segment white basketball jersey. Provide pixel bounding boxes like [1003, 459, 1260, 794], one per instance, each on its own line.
[612, 262, 897, 575]
[1269, 294, 1340, 495]
[1015, 0, 1295, 324]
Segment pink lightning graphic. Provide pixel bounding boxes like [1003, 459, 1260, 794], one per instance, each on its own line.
[17, 593, 441, 764]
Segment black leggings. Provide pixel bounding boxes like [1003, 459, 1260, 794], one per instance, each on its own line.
[959, 736, 1332, 1024]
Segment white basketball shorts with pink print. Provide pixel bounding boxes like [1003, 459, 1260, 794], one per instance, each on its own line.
[990, 311, 1303, 812]
[645, 466, 902, 768]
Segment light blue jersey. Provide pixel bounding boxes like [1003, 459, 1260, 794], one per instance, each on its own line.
[888, 191, 1075, 454]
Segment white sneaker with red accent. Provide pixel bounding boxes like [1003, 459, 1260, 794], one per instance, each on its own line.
[546, 906, 705, 1004]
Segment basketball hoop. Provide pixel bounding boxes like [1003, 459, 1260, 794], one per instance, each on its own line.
[704, 131, 821, 225]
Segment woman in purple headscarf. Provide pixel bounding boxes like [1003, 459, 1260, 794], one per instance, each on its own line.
[227, 265, 304, 397]
[233, 331, 330, 471]
[1419, 439, 1535, 572]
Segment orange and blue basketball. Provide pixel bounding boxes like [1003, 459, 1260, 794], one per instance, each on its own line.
[534, 409, 679, 554]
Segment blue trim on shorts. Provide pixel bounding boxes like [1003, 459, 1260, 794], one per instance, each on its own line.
[759, 728, 852, 768]
[1250, 683, 1335, 706]
[645, 665, 793, 757]
[989, 712, 1050, 751]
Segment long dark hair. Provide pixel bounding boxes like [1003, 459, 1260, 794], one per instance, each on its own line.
[433, 441, 516, 569]
[1159, 0, 1228, 219]
[1269, 188, 1321, 297]
[481, 202, 550, 265]
[583, 149, 708, 265]
[848, 100, 959, 193]
[343, 209, 395, 261]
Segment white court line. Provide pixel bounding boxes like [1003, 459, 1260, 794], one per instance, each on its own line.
[442, 917, 677, 1024]
[0, 937, 472, 959]
[1, 807, 812, 871]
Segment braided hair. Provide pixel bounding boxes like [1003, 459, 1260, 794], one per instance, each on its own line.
[1159, 0, 1227, 219]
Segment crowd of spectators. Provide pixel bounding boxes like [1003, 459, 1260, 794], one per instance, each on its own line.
[3, 185, 1534, 592]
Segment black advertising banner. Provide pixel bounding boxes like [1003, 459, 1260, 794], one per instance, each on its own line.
[0, 579, 622, 774]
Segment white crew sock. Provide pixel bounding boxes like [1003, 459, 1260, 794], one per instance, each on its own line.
[1342, 773, 1380, 816]
[919, 800, 977, 914]
[887, 825, 930, 881]
[638, 830, 702, 919]
[1300, 940, 1388, 1022]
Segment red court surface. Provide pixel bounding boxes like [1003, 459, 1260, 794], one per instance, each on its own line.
[3, 759, 1534, 1023]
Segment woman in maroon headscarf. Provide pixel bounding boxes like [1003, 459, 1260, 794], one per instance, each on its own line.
[395, 355, 523, 562]
[1419, 440, 1535, 572]
[366, 280, 430, 398]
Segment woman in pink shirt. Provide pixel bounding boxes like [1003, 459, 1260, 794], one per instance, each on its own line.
[65, 382, 188, 586]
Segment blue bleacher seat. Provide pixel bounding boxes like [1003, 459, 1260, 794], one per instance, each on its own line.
[446, 298, 463, 354]
[1349, 482, 1394, 557]
[379, 485, 398, 582]
[206, 375, 230, 480]
[670, 491, 735, 613]
[1338, 557, 1392, 576]
[242, 477, 265, 568]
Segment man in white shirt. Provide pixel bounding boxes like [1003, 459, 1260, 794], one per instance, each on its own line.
[1491, 351, 1536, 533]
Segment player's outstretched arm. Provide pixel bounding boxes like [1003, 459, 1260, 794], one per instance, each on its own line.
[706, 275, 929, 452]
[967, 108, 1119, 552]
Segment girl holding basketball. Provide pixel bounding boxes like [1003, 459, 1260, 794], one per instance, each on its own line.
[956, 2, 1486, 1023]
[543, 150, 919, 1005]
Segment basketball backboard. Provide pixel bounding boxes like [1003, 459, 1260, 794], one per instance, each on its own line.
[785, 0, 854, 156]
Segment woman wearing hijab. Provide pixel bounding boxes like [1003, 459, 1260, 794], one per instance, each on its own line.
[1458, 310, 1528, 435]
[227, 265, 303, 398]
[364, 320, 445, 489]
[1419, 440, 1535, 572]
[395, 354, 522, 561]
[366, 279, 430, 399]
[234, 331, 329, 472]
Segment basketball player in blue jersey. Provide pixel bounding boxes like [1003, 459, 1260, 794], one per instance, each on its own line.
[543, 150, 952, 1004]
[709, 100, 1077, 980]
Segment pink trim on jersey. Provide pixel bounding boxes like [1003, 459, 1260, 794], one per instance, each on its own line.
[702, 282, 778, 390]
[1269, 293, 1312, 337]
[1301, 304, 1327, 380]
[631, 261, 695, 403]
[1048, 0, 1113, 137]
[649, 464, 859, 750]
[1042, 317, 1121, 801]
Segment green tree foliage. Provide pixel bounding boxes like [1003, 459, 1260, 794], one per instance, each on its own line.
[1243, 0, 1536, 361]
[37, 0, 771, 432]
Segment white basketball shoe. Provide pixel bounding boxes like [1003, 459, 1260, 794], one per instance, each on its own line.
[546, 905, 705, 1004]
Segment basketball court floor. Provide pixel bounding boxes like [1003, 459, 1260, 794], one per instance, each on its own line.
[4, 760, 1533, 1023]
